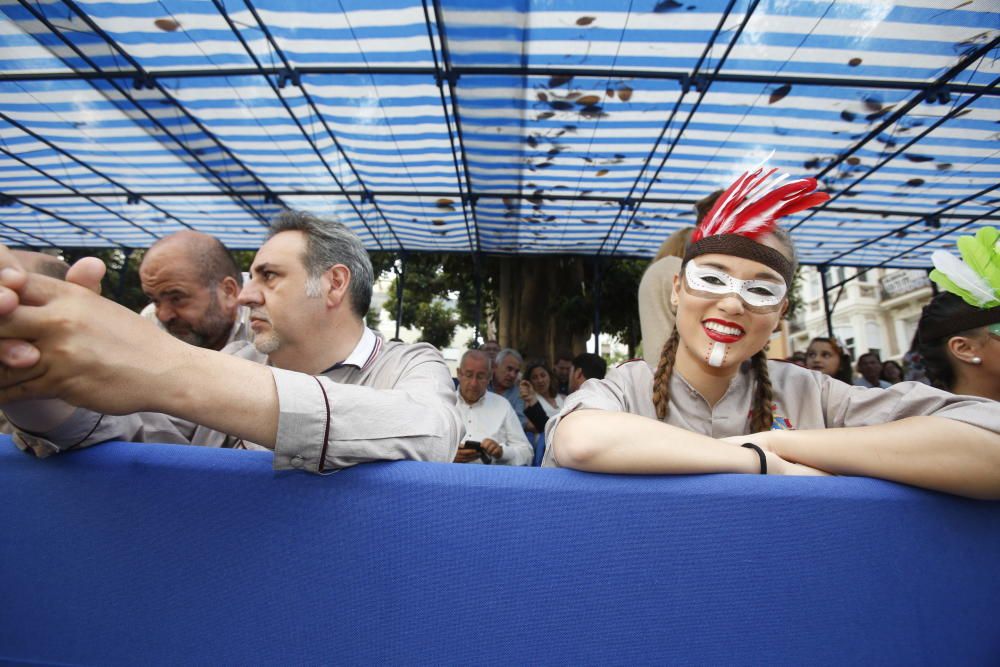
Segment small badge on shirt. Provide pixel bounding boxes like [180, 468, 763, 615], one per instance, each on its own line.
[750, 403, 795, 430]
[771, 415, 795, 430]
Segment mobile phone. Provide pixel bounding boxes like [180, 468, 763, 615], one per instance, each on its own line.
[463, 440, 482, 451]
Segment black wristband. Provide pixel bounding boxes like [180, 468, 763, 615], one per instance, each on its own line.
[741, 443, 767, 474]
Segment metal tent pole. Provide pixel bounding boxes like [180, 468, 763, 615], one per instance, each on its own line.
[592, 257, 602, 354]
[819, 266, 834, 338]
[394, 256, 406, 340]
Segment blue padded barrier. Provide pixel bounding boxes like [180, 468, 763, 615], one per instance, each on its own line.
[2, 435, 999, 666]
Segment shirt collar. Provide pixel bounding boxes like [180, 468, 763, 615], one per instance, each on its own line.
[322, 327, 381, 374]
[457, 389, 488, 407]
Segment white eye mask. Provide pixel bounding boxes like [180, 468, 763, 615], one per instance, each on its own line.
[683, 260, 787, 313]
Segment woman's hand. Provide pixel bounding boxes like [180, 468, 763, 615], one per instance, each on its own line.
[519, 379, 537, 407]
[722, 433, 831, 477]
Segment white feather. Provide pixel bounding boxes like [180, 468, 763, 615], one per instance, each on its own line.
[931, 250, 996, 306]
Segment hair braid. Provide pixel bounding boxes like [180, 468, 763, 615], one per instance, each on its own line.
[749, 350, 775, 432]
[651, 330, 680, 420]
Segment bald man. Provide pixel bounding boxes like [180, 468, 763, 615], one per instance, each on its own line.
[139, 231, 251, 351]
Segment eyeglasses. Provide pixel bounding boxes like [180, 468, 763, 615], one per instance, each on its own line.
[683, 260, 787, 313]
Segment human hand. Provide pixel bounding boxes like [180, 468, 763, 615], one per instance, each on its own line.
[0, 246, 39, 369]
[480, 437, 503, 460]
[454, 446, 481, 463]
[0, 269, 189, 415]
[0, 250, 107, 369]
[722, 433, 831, 477]
[519, 380, 537, 406]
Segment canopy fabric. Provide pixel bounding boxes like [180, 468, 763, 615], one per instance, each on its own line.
[0, 0, 997, 267]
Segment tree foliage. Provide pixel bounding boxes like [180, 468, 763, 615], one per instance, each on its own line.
[377, 252, 649, 360]
[379, 253, 484, 349]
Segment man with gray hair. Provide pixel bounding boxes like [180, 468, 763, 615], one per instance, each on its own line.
[0, 210, 463, 472]
[454, 349, 532, 466]
[490, 347, 528, 429]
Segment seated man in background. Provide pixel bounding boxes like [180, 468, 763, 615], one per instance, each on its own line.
[138, 230, 251, 351]
[453, 350, 532, 466]
[855, 352, 891, 389]
[0, 211, 462, 473]
[489, 347, 528, 429]
[568, 352, 607, 393]
[553, 351, 574, 395]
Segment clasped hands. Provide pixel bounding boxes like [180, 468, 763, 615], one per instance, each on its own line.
[721, 432, 829, 476]
[0, 244, 179, 415]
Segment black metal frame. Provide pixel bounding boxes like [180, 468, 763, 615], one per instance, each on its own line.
[0, 0, 995, 275]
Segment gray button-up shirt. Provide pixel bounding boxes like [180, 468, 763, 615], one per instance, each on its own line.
[13, 329, 463, 473]
[543, 359, 999, 467]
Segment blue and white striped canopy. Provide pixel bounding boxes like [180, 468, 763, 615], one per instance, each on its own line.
[0, 0, 997, 267]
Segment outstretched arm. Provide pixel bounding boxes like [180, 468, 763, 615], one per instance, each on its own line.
[0, 262, 282, 448]
[762, 417, 1000, 500]
[551, 409, 824, 476]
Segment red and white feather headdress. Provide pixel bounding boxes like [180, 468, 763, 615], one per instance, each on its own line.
[684, 162, 830, 286]
[692, 166, 829, 243]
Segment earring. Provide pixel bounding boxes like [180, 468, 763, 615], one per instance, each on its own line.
[971, 357, 983, 365]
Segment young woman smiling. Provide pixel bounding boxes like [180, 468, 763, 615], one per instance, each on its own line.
[542, 165, 1000, 500]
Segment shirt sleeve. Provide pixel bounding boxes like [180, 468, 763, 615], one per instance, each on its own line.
[497, 402, 533, 466]
[820, 376, 1000, 434]
[9, 408, 233, 458]
[509, 392, 529, 429]
[271, 345, 463, 473]
[541, 364, 635, 467]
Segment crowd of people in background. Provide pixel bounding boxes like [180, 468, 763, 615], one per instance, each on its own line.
[788, 341, 918, 389]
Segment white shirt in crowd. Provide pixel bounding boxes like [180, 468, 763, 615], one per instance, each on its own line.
[455, 391, 533, 466]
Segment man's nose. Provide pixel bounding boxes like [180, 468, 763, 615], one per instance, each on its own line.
[237, 282, 260, 307]
[156, 303, 175, 323]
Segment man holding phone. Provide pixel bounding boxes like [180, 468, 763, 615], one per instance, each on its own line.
[454, 349, 533, 466]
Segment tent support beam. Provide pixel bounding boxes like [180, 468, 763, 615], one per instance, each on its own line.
[819, 266, 834, 339]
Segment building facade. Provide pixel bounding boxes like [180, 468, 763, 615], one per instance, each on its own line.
[788, 266, 934, 364]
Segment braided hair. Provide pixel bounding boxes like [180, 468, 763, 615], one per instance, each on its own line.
[652, 330, 680, 420]
[651, 332, 775, 432]
[749, 349, 775, 432]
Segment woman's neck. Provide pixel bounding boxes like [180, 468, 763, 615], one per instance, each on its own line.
[673, 342, 741, 406]
[952, 370, 1000, 402]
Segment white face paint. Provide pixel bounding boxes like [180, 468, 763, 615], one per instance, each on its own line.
[708, 341, 726, 367]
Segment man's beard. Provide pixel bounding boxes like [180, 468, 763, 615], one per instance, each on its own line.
[166, 291, 232, 349]
[250, 308, 282, 355]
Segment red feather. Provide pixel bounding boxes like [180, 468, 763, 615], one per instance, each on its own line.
[693, 171, 828, 242]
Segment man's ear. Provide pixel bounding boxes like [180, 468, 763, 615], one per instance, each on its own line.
[219, 275, 240, 302]
[946, 335, 984, 365]
[325, 264, 352, 308]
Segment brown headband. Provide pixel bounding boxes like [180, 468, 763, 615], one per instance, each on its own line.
[920, 304, 1000, 341]
[683, 235, 795, 286]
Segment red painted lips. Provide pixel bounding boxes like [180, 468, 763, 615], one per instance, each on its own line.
[702, 318, 745, 343]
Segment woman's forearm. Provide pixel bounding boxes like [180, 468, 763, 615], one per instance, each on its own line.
[770, 417, 1000, 500]
[552, 410, 762, 474]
